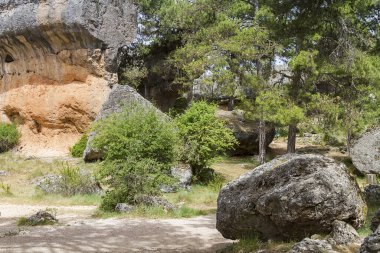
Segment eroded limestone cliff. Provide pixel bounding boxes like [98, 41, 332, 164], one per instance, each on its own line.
[0, 0, 136, 156]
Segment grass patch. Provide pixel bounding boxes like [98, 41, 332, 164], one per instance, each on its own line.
[0, 153, 101, 206]
[93, 205, 209, 219]
[358, 203, 380, 237]
[222, 237, 294, 253]
[17, 216, 57, 226]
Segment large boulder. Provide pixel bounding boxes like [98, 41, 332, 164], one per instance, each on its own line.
[216, 154, 366, 241]
[0, 0, 137, 156]
[351, 127, 380, 175]
[216, 110, 275, 155]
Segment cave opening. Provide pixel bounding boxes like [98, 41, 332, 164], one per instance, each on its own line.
[4, 54, 14, 63]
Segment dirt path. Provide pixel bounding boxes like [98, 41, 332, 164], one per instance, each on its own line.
[0, 204, 232, 253]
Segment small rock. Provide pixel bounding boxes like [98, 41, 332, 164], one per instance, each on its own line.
[0, 170, 8, 176]
[288, 238, 338, 253]
[115, 203, 135, 213]
[330, 220, 360, 245]
[171, 164, 192, 188]
[26, 210, 58, 226]
[136, 195, 175, 211]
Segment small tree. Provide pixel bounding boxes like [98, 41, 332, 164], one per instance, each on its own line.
[175, 101, 237, 179]
[242, 88, 285, 164]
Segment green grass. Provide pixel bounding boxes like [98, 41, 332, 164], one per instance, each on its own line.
[222, 237, 294, 253]
[93, 205, 210, 219]
[0, 152, 101, 206]
[358, 203, 380, 237]
[17, 216, 57, 226]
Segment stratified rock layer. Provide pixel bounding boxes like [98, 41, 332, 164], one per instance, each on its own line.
[0, 0, 136, 156]
[351, 127, 380, 175]
[216, 154, 366, 241]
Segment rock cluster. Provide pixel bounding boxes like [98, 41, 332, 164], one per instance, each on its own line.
[0, 0, 137, 156]
[216, 154, 366, 241]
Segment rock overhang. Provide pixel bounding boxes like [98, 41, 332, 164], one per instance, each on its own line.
[0, 0, 137, 156]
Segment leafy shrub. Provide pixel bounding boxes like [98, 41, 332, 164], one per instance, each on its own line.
[99, 158, 174, 211]
[70, 134, 88, 158]
[0, 123, 20, 152]
[92, 103, 180, 211]
[175, 101, 237, 177]
[92, 103, 179, 164]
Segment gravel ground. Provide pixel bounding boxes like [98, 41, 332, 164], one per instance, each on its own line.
[0, 204, 232, 253]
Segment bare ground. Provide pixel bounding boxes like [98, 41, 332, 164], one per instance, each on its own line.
[0, 204, 232, 253]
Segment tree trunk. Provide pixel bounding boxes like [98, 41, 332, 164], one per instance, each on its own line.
[287, 124, 297, 154]
[347, 126, 352, 156]
[228, 97, 235, 111]
[259, 120, 266, 164]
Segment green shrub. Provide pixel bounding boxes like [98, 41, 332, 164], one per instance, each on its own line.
[92, 103, 180, 211]
[99, 158, 174, 211]
[92, 103, 179, 164]
[0, 123, 20, 152]
[70, 134, 88, 158]
[175, 101, 237, 177]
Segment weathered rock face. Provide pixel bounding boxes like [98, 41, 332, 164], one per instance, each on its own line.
[216, 110, 275, 155]
[351, 127, 380, 175]
[0, 0, 137, 156]
[216, 154, 366, 241]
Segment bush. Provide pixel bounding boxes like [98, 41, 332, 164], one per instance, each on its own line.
[175, 101, 237, 177]
[92, 103, 179, 211]
[70, 134, 88, 158]
[92, 103, 179, 164]
[0, 123, 20, 152]
[99, 158, 174, 211]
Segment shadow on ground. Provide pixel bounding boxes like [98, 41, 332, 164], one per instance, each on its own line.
[0, 215, 232, 253]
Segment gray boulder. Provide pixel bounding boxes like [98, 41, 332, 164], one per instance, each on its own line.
[360, 230, 380, 253]
[216, 110, 275, 155]
[330, 220, 360, 245]
[216, 154, 366, 241]
[364, 185, 380, 204]
[288, 238, 338, 253]
[83, 84, 154, 161]
[351, 127, 380, 175]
